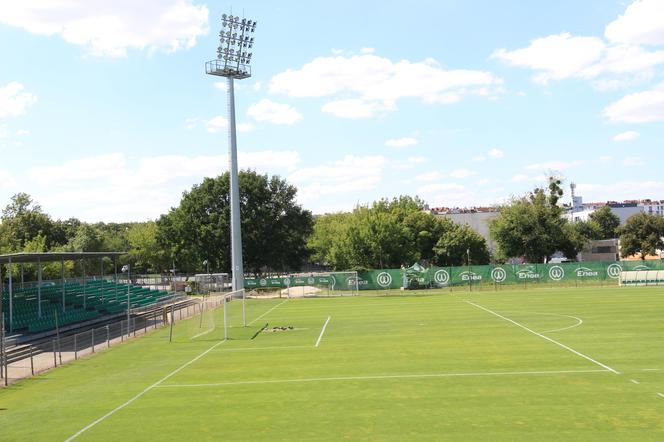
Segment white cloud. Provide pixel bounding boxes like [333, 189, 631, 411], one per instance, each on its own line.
[493, 30, 664, 88]
[385, 137, 418, 148]
[391, 156, 427, 170]
[524, 160, 584, 171]
[605, 0, 664, 46]
[0, 124, 8, 138]
[488, 148, 504, 158]
[253, 82, 262, 92]
[415, 171, 445, 182]
[247, 99, 302, 125]
[289, 155, 387, 209]
[0, 1, 209, 57]
[15, 129, 29, 136]
[0, 82, 37, 118]
[450, 169, 476, 179]
[0, 170, 16, 187]
[184, 117, 198, 129]
[603, 85, 664, 123]
[270, 54, 502, 117]
[492, 33, 605, 84]
[576, 179, 664, 203]
[472, 155, 486, 162]
[361, 47, 375, 54]
[237, 123, 253, 133]
[623, 156, 645, 167]
[205, 115, 227, 133]
[321, 99, 392, 119]
[612, 130, 640, 141]
[598, 155, 613, 163]
[512, 174, 530, 182]
[25, 150, 300, 221]
[213, 82, 227, 92]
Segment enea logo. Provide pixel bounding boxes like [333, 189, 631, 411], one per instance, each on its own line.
[575, 267, 598, 278]
[516, 268, 541, 280]
[376, 272, 393, 288]
[548, 266, 565, 281]
[491, 267, 507, 283]
[459, 271, 482, 282]
[282, 277, 291, 287]
[607, 263, 622, 279]
[633, 265, 650, 271]
[259, 279, 267, 287]
[307, 277, 315, 285]
[433, 269, 450, 285]
[347, 276, 358, 287]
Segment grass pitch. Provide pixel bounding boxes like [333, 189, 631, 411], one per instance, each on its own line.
[2, 286, 664, 440]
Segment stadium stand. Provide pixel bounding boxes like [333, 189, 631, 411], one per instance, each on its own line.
[2, 280, 171, 333]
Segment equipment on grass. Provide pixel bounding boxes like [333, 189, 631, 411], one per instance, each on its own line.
[619, 270, 664, 286]
[282, 272, 359, 298]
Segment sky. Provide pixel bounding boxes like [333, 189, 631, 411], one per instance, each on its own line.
[1, 0, 664, 222]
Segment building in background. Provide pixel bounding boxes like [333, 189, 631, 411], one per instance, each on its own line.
[425, 206, 500, 251]
[567, 197, 664, 224]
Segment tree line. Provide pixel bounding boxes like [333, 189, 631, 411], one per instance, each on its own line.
[1, 173, 662, 279]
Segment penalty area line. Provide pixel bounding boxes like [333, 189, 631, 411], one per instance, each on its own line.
[465, 301, 620, 375]
[155, 369, 609, 389]
[248, 299, 289, 326]
[315, 316, 331, 348]
[64, 338, 227, 442]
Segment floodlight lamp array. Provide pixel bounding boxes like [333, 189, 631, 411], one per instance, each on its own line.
[217, 14, 256, 65]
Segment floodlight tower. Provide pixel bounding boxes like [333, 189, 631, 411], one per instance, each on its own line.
[206, 13, 256, 293]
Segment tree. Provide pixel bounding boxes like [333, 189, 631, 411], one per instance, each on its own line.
[433, 222, 490, 266]
[0, 193, 56, 251]
[618, 212, 664, 260]
[156, 170, 313, 274]
[126, 222, 168, 273]
[588, 206, 620, 239]
[490, 177, 585, 262]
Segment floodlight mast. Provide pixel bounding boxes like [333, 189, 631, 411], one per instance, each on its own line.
[206, 13, 257, 293]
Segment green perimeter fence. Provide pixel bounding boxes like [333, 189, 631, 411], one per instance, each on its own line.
[245, 260, 664, 292]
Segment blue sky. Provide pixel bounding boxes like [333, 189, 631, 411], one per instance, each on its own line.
[1, 0, 663, 222]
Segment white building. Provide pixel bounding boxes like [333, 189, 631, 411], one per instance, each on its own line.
[567, 198, 664, 225]
[427, 207, 500, 251]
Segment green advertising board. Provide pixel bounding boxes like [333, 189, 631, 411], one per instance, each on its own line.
[244, 260, 664, 290]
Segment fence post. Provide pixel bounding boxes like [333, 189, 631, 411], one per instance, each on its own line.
[121, 321, 124, 342]
[30, 345, 34, 375]
[106, 325, 110, 348]
[74, 333, 78, 360]
[91, 328, 95, 353]
[144, 316, 147, 334]
[53, 340, 57, 367]
[133, 318, 136, 337]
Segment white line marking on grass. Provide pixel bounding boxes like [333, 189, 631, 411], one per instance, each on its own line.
[248, 299, 289, 326]
[537, 313, 583, 333]
[191, 325, 215, 340]
[155, 369, 609, 389]
[642, 368, 661, 372]
[315, 316, 331, 348]
[630, 379, 640, 384]
[64, 339, 227, 442]
[465, 301, 620, 375]
[217, 345, 311, 352]
[658, 393, 664, 399]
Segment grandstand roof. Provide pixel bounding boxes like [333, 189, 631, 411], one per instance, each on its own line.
[0, 252, 126, 264]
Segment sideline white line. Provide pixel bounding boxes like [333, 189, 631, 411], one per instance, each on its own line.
[630, 379, 640, 385]
[642, 368, 661, 372]
[465, 301, 620, 375]
[248, 299, 289, 326]
[155, 369, 609, 389]
[64, 339, 227, 441]
[658, 393, 664, 399]
[315, 316, 331, 348]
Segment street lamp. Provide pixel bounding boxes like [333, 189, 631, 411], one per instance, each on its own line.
[121, 264, 131, 323]
[206, 13, 257, 293]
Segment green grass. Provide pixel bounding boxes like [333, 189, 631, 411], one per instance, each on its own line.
[2, 287, 664, 440]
